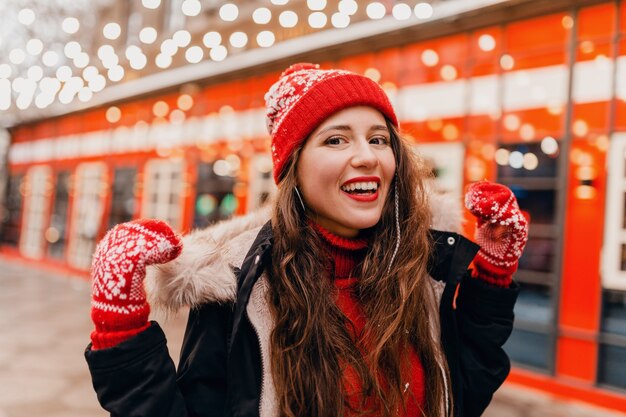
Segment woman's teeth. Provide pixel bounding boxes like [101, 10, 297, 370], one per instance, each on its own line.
[341, 181, 378, 194]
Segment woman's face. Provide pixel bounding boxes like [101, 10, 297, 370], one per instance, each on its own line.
[296, 106, 396, 238]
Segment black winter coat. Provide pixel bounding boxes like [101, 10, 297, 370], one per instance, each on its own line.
[85, 222, 518, 417]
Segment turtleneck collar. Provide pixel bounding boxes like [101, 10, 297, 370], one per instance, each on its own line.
[310, 221, 369, 279]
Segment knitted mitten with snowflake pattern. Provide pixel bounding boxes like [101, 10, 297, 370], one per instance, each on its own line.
[464, 181, 529, 287]
[90, 219, 182, 350]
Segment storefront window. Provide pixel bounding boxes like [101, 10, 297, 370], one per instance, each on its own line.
[511, 188, 557, 225]
[504, 328, 551, 370]
[602, 133, 626, 291]
[602, 290, 626, 337]
[1, 174, 24, 246]
[518, 237, 556, 273]
[497, 143, 559, 179]
[600, 133, 626, 389]
[193, 159, 238, 229]
[108, 167, 137, 229]
[141, 159, 184, 230]
[20, 166, 52, 260]
[598, 344, 626, 389]
[514, 283, 555, 325]
[416, 142, 465, 198]
[68, 163, 107, 270]
[505, 283, 555, 370]
[247, 154, 275, 212]
[47, 171, 70, 260]
[498, 140, 562, 371]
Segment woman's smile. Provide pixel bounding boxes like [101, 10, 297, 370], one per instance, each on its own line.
[340, 176, 381, 202]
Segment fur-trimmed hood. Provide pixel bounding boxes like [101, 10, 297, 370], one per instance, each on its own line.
[146, 189, 464, 314]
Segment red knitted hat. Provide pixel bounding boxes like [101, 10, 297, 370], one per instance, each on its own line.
[265, 63, 399, 183]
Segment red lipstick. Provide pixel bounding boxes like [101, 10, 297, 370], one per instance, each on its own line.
[340, 176, 381, 202]
[341, 176, 380, 186]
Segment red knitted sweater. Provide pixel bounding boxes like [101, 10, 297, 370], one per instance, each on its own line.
[313, 223, 426, 416]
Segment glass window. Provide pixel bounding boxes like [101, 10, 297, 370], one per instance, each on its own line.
[511, 188, 557, 225]
[598, 344, 626, 389]
[497, 143, 559, 179]
[247, 155, 275, 212]
[68, 163, 107, 270]
[142, 159, 184, 230]
[518, 237, 556, 273]
[514, 283, 555, 326]
[416, 143, 465, 198]
[602, 134, 626, 290]
[504, 329, 550, 370]
[193, 160, 238, 229]
[497, 139, 561, 371]
[20, 166, 52, 260]
[600, 133, 626, 385]
[602, 290, 626, 337]
[108, 168, 137, 229]
[1, 174, 24, 246]
[47, 171, 70, 260]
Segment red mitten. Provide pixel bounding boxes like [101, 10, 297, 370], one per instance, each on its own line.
[90, 219, 182, 350]
[464, 181, 529, 287]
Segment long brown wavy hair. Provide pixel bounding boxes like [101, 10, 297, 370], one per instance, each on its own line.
[268, 120, 451, 417]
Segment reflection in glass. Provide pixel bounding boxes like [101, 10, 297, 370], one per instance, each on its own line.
[598, 344, 626, 389]
[506, 283, 553, 370]
[68, 163, 106, 269]
[193, 161, 237, 229]
[518, 237, 555, 272]
[47, 171, 70, 259]
[601, 290, 626, 336]
[0, 174, 23, 246]
[497, 143, 559, 178]
[514, 282, 554, 324]
[504, 329, 550, 370]
[108, 168, 137, 229]
[20, 166, 51, 259]
[497, 140, 561, 371]
[511, 188, 556, 225]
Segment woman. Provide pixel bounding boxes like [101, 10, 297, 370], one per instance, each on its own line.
[86, 63, 527, 417]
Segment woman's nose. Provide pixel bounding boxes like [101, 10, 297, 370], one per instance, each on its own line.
[351, 140, 377, 168]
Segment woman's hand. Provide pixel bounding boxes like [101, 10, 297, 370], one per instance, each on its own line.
[464, 181, 529, 287]
[90, 219, 182, 349]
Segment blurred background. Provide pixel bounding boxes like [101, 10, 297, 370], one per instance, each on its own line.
[1, 0, 626, 416]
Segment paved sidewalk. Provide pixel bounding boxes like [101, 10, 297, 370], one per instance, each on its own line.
[1, 257, 625, 417]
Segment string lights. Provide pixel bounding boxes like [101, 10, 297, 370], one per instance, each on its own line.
[0, 1, 438, 115]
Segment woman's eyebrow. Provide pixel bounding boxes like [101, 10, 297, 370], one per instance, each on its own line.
[315, 125, 351, 137]
[316, 124, 389, 137]
[370, 125, 389, 132]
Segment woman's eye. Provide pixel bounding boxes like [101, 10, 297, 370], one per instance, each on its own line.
[325, 136, 345, 145]
[370, 136, 389, 145]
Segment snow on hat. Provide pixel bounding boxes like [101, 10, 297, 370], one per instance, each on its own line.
[264, 63, 398, 183]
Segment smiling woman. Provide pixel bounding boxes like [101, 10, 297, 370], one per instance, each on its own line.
[84, 63, 528, 417]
